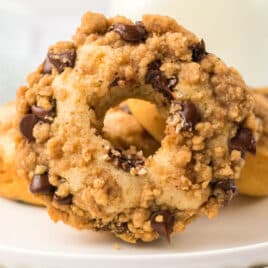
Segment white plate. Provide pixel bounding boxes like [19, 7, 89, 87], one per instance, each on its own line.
[0, 195, 268, 268]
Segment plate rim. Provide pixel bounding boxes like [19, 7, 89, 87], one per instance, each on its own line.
[1, 241, 268, 259]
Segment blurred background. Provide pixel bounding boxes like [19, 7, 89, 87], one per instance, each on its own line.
[0, 0, 267, 103]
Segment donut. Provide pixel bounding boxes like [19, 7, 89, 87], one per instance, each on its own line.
[237, 88, 268, 196]
[127, 99, 165, 141]
[16, 12, 257, 243]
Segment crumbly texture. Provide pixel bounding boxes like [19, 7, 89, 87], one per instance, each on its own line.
[0, 101, 155, 206]
[16, 12, 257, 243]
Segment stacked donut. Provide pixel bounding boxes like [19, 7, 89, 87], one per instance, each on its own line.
[0, 12, 264, 243]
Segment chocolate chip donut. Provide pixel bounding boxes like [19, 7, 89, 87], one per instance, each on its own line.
[16, 12, 257, 243]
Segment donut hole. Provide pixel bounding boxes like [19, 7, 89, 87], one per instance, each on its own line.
[102, 100, 161, 157]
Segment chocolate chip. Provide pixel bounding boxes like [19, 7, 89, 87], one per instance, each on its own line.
[109, 77, 120, 88]
[229, 128, 256, 155]
[112, 22, 147, 42]
[145, 60, 162, 84]
[42, 58, 53, 74]
[53, 194, 73, 205]
[179, 100, 201, 130]
[31, 103, 56, 122]
[30, 173, 55, 195]
[213, 179, 237, 192]
[19, 114, 38, 142]
[47, 48, 76, 73]
[191, 39, 207, 62]
[151, 211, 175, 242]
[147, 60, 161, 71]
[211, 179, 237, 205]
[145, 60, 177, 100]
[107, 149, 144, 172]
